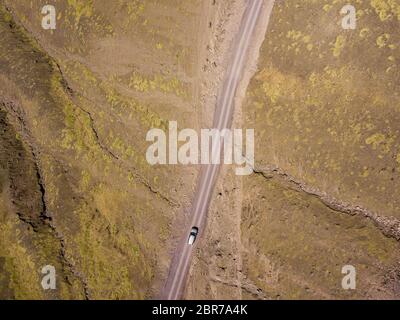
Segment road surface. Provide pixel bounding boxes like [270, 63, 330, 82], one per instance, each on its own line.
[161, 0, 273, 300]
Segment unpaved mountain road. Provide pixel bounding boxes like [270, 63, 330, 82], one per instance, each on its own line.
[161, 0, 275, 300]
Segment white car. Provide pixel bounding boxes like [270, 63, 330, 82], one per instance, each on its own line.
[187, 227, 199, 245]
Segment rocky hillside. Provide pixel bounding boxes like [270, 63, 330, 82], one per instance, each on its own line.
[0, 0, 210, 299]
